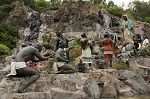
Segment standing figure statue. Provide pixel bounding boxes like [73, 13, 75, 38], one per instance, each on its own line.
[6, 44, 49, 93]
[142, 36, 149, 49]
[53, 41, 75, 74]
[101, 33, 113, 68]
[80, 33, 92, 69]
[121, 15, 134, 44]
[54, 31, 76, 60]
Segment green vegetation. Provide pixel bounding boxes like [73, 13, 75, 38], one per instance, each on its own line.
[127, 1, 150, 23]
[69, 38, 82, 61]
[0, 24, 19, 50]
[112, 60, 129, 70]
[63, 0, 76, 3]
[0, 44, 11, 55]
[107, 6, 123, 18]
[0, 0, 149, 23]
[138, 45, 150, 57]
[0, 0, 149, 54]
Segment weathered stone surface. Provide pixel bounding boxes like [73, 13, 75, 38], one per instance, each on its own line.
[7, 2, 29, 27]
[119, 70, 150, 94]
[0, 90, 51, 99]
[101, 75, 120, 98]
[0, 72, 101, 99]
[51, 88, 86, 99]
[119, 85, 137, 97]
[51, 73, 101, 99]
[135, 21, 150, 40]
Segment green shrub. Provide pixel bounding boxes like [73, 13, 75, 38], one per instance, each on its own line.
[0, 24, 19, 49]
[0, 44, 11, 55]
[62, 0, 76, 4]
[139, 45, 150, 57]
[70, 44, 82, 61]
[107, 5, 123, 18]
[69, 38, 82, 60]
[112, 59, 129, 70]
[42, 42, 53, 49]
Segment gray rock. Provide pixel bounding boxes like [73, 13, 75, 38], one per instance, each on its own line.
[119, 70, 150, 94]
[0, 90, 51, 99]
[51, 88, 86, 99]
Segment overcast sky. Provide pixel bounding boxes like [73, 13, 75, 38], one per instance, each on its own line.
[46, 0, 150, 9]
[106, 0, 150, 9]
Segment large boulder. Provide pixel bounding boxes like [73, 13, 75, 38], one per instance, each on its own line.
[42, 1, 100, 32]
[119, 70, 150, 94]
[0, 72, 101, 99]
[7, 2, 30, 27]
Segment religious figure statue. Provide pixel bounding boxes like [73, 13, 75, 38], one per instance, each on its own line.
[142, 36, 149, 48]
[121, 15, 134, 44]
[101, 33, 113, 68]
[6, 44, 49, 93]
[54, 31, 76, 60]
[53, 41, 75, 74]
[80, 33, 92, 68]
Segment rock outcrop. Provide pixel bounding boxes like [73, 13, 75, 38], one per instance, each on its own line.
[119, 70, 150, 94]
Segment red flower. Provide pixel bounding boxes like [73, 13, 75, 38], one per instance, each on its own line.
[79, 58, 82, 63]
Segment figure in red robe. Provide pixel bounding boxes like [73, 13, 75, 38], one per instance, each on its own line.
[102, 33, 113, 68]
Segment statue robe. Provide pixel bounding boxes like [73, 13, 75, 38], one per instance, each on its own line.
[80, 38, 92, 63]
[122, 17, 134, 43]
[102, 38, 113, 59]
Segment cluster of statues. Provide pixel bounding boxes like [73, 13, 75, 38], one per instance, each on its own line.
[6, 14, 149, 93]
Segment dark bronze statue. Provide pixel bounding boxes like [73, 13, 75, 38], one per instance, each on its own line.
[54, 31, 76, 60]
[13, 44, 48, 93]
[54, 41, 75, 74]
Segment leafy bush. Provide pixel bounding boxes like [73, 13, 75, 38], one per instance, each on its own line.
[62, 0, 76, 4]
[138, 45, 150, 57]
[70, 44, 82, 61]
[42, 42, 54, 49]
[107, 5, 123, 18]
[0, 44, 10, 55]
[0, 24, 19, 49]
[0, 3, 15, 22]
[112, 59, 129, 70]
[99, 3, 107, 9]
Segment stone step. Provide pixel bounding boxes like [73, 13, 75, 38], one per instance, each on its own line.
[0, 90, 51, 99]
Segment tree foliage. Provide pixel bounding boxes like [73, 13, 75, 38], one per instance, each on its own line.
[0, 44, 11, 55]
[127, 1, 150, 23]
[0, 24, 19, 49]
[107, 5, 123, 18]
[107, 0, 114, 8]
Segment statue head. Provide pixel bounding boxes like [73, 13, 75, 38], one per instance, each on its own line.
[59, 40, 66, 48]
[34, 44, 43, 52]
[123, 15, 128, 21]
[81, 33, 87, 38]
[104, 32, 109, 38]
[56, 31, 63, 37]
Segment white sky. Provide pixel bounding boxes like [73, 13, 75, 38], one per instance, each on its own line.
[46, 0, 150, 9]
[106, 0, 150, 9]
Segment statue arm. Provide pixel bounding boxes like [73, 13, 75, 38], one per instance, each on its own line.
[54, 39, 59, 52]
[130, 20, 134, 29]
[33, 49, 48, 62]
[55, 52, 69, 62]
[67, 37, 77, 42]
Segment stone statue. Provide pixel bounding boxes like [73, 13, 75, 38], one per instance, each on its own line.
[101, 33, 113, 68]
[98, 10, 104, 26]
[29, 12, 42, 40]
[53, 41, 75, 74]
[121, 15, 134, 43]
[54, 31, 76, 60]
[80, 33, 92, 68]
[6, 44, 49, 93]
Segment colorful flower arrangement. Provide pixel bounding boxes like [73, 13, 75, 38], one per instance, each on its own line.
[88, 70, 104, 80]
